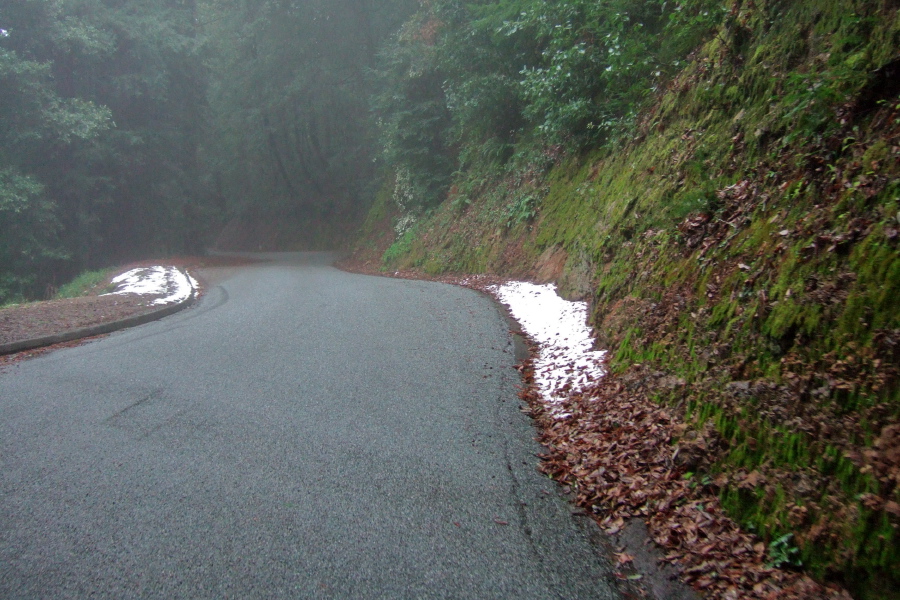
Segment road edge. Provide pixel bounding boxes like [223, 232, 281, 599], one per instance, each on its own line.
[0, 270, 197, 356]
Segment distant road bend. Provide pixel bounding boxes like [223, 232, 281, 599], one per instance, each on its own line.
[0, 252, 616, 599]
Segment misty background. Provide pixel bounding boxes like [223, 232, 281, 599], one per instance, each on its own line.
[0, 0, 718, 303]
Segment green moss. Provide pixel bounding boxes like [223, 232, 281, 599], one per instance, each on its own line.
[381, 226, 418, 268]
[354, 0, 900, 595]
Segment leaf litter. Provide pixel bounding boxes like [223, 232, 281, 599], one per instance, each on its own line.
[334, 260, 857, 599]
[477, 279, 854, 600]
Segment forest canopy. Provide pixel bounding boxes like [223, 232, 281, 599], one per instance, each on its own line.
[0, 0, 205, 301]
[0, 0, 721, 303]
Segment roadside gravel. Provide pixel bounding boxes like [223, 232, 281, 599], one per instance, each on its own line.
[0, 255, 255, 358]
[0, 294, 170, 347]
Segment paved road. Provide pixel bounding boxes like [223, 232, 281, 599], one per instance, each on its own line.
[0, 253, 617, 599]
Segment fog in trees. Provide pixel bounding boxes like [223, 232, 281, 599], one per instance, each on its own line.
[0, 0, 714, 302]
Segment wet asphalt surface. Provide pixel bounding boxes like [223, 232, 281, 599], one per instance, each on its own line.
[0, 252, 617, 599]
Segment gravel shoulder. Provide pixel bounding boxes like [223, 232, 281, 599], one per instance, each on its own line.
[0, 256, 257, 359]
[0, 294, 170, 347]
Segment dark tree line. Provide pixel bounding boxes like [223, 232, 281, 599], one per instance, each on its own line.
[200, 0, 417, 227]
[371, 0, 724, 216]
[0, 0, 205, 302]
[0, 0, 420, 302]
[1, 0, 720, 302]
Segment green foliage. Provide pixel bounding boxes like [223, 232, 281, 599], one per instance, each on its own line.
[372, 7, 457, 213]
[382, 224, 418, 267]
[505, 190, 539, 228]
[498, 0, 724, 143]
[0, 168, 61, 304]
[370, 0, 725, 222]
[55, 269, 113, 299]
[0, 0, 211, 301]
[508, 0, 658, 142]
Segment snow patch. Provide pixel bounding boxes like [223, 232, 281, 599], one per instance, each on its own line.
[104, 266, 195, 306]
[490, 281, 605, 416]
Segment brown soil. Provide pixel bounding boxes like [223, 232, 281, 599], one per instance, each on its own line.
[0, 294, 164, 346]
[0, 255, 257, 362]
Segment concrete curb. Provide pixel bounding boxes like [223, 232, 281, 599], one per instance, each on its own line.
[0, 273, 198, 357]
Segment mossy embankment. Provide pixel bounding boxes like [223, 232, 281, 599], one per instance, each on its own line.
[354, 1, 900, 597]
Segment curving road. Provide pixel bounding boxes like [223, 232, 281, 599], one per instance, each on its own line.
[0, 253, 617, 599]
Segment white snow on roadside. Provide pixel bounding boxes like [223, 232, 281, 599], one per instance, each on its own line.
[104, 266, 195, 306]
[490, 281, 606, 416]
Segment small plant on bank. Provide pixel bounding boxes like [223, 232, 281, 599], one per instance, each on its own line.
[767, 533, 803, 570]
[505, 191, 539, 228]
[55, 269, 114, 299]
